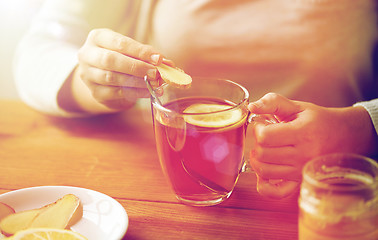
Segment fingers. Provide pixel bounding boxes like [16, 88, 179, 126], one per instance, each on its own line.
[256, 176, 300, 199]
[79, 28, 167, 89]
[76, 28, 168, 109]
[78, 44, 156, 79]
[250, 149, 302, 198]
[77, 65, 153, 107]
[248, 93, 302, 122]
[248, 93, 305, 199]
[80, 66, 158, 88]
[253, 121, 298, 147]
[250, 156, 302, 181]
[87, 81, 149, 108]
[88, 28, 162, 65]
[251, 145, 299, 165]
[249, 93, 302, 147]
[161, 58, 175, 67]
[101, 91, 147, 109]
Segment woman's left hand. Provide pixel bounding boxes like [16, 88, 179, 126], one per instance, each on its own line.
[248, 93, 377, 199]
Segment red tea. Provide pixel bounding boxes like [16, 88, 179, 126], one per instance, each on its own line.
[153, 97, 248, 204]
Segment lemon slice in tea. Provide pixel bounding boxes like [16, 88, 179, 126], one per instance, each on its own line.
[157, 63, 192, 88]
[9, 228, 88, 240]
[183, 103, 243, 128]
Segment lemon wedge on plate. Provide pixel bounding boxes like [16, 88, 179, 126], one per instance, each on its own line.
[183, 103, 243, 128]
[6, 228, 87, 240]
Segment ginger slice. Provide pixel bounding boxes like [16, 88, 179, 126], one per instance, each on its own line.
[0, 203, 15, 221]
[156, 63, 192, 88]
[0, 194, 82, 236]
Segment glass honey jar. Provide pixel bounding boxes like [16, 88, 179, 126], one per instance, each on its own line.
[299, 153, 378, 240]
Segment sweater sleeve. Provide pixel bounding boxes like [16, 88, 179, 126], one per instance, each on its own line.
[13, 0, 146, 117]
[13, 0, 92, 117]
[354, 99, 378, 135]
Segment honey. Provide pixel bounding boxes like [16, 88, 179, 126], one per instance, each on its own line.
[298, 154, 378, 240]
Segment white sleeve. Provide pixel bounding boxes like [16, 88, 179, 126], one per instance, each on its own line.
[13, 0, 92, 117]
[13, 0, 146, 117]
[354, 99, 378, 135]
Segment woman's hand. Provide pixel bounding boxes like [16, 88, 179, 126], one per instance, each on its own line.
[63, 28, 171, 113]
[248, 93, 377, 199]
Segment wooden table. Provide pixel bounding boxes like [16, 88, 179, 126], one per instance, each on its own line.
[0, 99, 298, 240]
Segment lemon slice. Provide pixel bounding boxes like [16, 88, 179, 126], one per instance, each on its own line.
[157, 63, 192, 88]
[183, 103, 243, 128]
[8, 228, 88, 240]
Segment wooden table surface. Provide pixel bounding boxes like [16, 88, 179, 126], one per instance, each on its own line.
[0, 99, 298, 240]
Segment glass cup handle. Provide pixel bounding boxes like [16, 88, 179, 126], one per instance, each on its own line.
[245, 113, 288, 187]
[247, 113, 279, 125]
[242, 113, 279, 172]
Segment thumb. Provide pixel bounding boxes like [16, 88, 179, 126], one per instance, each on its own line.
[256, 176, 300, 199]
[248, 93, 301, 121]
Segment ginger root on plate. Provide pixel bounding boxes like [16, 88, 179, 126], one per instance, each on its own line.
[0, 194, 82, 236]
[0, 203, 15, 221]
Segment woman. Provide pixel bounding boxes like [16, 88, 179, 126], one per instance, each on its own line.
[14, 0, 378, 198]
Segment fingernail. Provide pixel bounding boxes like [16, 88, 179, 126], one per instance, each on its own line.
[150, 54, 161, 65]
[250, 101, 263, 110]
[248, 102, 256, 111]
[147, 68, 157, 80]
[162, 58, 175, 67]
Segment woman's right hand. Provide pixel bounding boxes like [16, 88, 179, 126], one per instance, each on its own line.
[71, 28, 169, 112]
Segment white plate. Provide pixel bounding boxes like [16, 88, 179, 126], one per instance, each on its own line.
[0, 186, 128, 240]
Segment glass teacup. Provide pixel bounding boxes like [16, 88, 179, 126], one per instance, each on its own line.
[150, 77, 250, 206]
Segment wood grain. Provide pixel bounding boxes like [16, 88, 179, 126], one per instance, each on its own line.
[0, 100, 298, 239]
